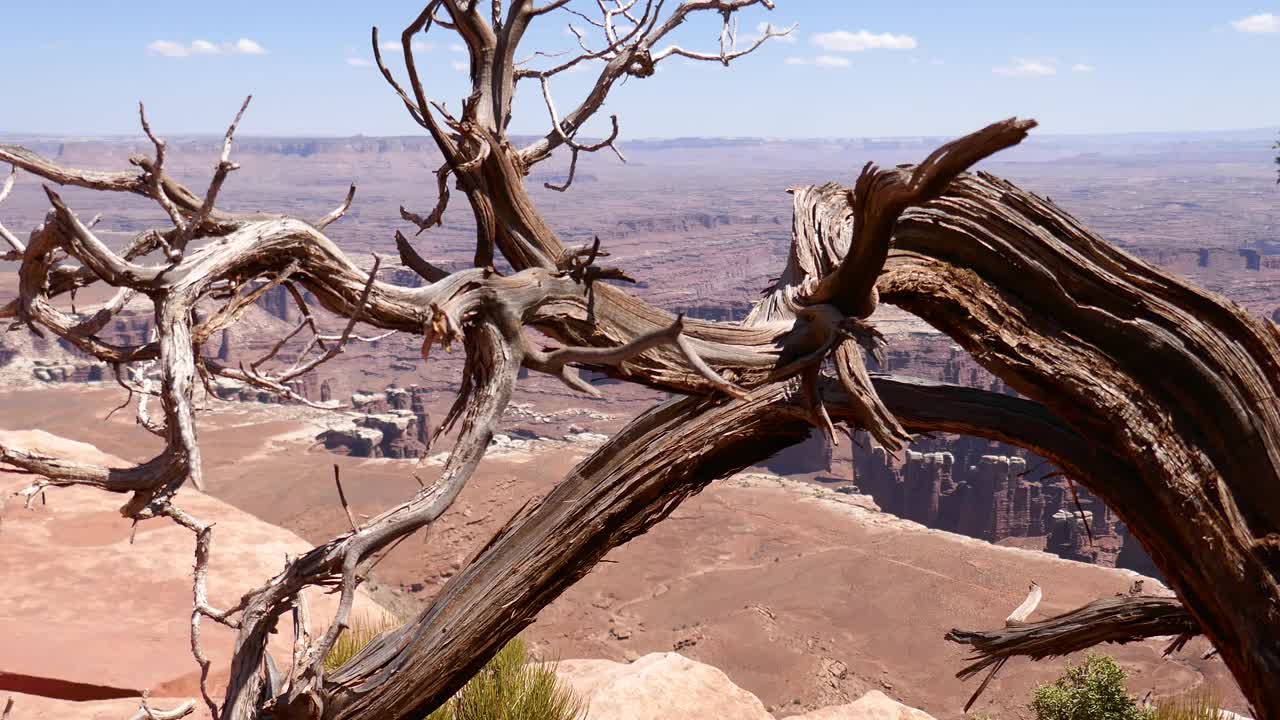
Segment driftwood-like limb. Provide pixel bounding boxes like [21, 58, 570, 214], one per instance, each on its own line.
[1007, 581, 1042, 625]
[525, 313, 745, 398]
[876, 171, 1280, 710]
[334, 465, 358, 532]
[14, 106, 1260, 718]
[945, 580, 1044, 712]
[172, 95, 252, 255]
[131, 694, 196, 720]
[833, 331, 909, 451]
[315, 184, 357, 230]
[137, 102, 190, 238]
[315, 371, 1128, 720]
[945, 595, 1200, 710]
[394, 230, 450, 282]
[399, 162, 453, 234]
[0, 164, 23, 253]
[803, 118, 1037, 318]
[43, 187, 162, 288]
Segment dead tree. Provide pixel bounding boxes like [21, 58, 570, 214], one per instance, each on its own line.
[1, 2, 1278, 719]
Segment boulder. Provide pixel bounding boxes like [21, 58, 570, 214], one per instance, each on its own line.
[554, 653, 773, 720]
[552, 654, 938, 720]
[785, 691, 937, 720]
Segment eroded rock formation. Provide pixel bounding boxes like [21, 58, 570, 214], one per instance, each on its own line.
[848, 335, 1141, 569]
[319, 385, 431, 458]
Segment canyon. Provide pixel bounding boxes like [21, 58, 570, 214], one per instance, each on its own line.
[1, 128, 1275, 716]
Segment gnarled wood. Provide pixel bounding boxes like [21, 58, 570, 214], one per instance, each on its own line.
[4, 2, 1278, 719]
[946, 595, 1200, 686]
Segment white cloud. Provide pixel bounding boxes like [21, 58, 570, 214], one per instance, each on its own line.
[757, 21, 796, 43]
[452, 60, 469, 71]
[811, 30, 917, 52]
[1231, 12, 1280, 33]
[1071, 62, 1094, 72]
[146, 40, 190, 57]
[146, 38, 268, 57]
[346, 57, 373, 67]
[233, 38, 267, 55]
[190, 39, 221, 55]
[993, 58, 1056, 77]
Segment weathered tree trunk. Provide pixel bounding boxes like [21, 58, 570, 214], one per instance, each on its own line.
[4, 2, 1279, 718]
[945, 595, 1201, 681]
[879, 174, 1280, 708]
[315, 374, 1116, 720]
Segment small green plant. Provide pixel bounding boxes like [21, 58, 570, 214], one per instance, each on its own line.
[324, 618, 582, 720]
[1150, 689, 1224, 720]
[1030, 653, 1152, 720]
[428, 638, 584, 720]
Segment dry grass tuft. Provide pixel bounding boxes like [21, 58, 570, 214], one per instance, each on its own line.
[324, 618, 582, 720]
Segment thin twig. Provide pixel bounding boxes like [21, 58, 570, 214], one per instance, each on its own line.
[334, 464, 358, 532]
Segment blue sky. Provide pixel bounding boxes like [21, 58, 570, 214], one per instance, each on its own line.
[5, 1, 1280, 138]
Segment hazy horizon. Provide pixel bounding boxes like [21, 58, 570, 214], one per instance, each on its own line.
[4, 125, 1278, 143]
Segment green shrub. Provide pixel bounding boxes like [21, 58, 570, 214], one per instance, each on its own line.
[427, 638, 583, 720]
[1030, 653, 1152, 720]
[1150, 689, 1224, 720]
[324, 618, 582, 720]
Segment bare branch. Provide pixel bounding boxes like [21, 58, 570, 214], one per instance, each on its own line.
[246, 254, 383, 387]
[524, 313, 690, 395]
[194, 261, 301, 346]
[946, 594, 1199, 711]
[544, 148, 579, 192]
[0, 165, 23, 253]
[172, 95, 253, 256]
[534, 76, 625, 192]
[652, 20, 794, 65]
[1006, 581, 1042, 625]
[315, 184, 357, 229]
[130, 694, 196, 720]
[138, 102, 190, 235]
[530, 0, 574, 16]
[334, 464, 359, 532]
[803, 117, 1037, 318]
[396, 230, 450, 283]
[43, 187, 163, 287]
[162, 506, 222, 719]
[402, 162, 454, 235]
[0, 143, 145, 193]
[371, 26, 430, 127]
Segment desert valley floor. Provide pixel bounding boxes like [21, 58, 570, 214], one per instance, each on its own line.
[0, 383, 1250, 718]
